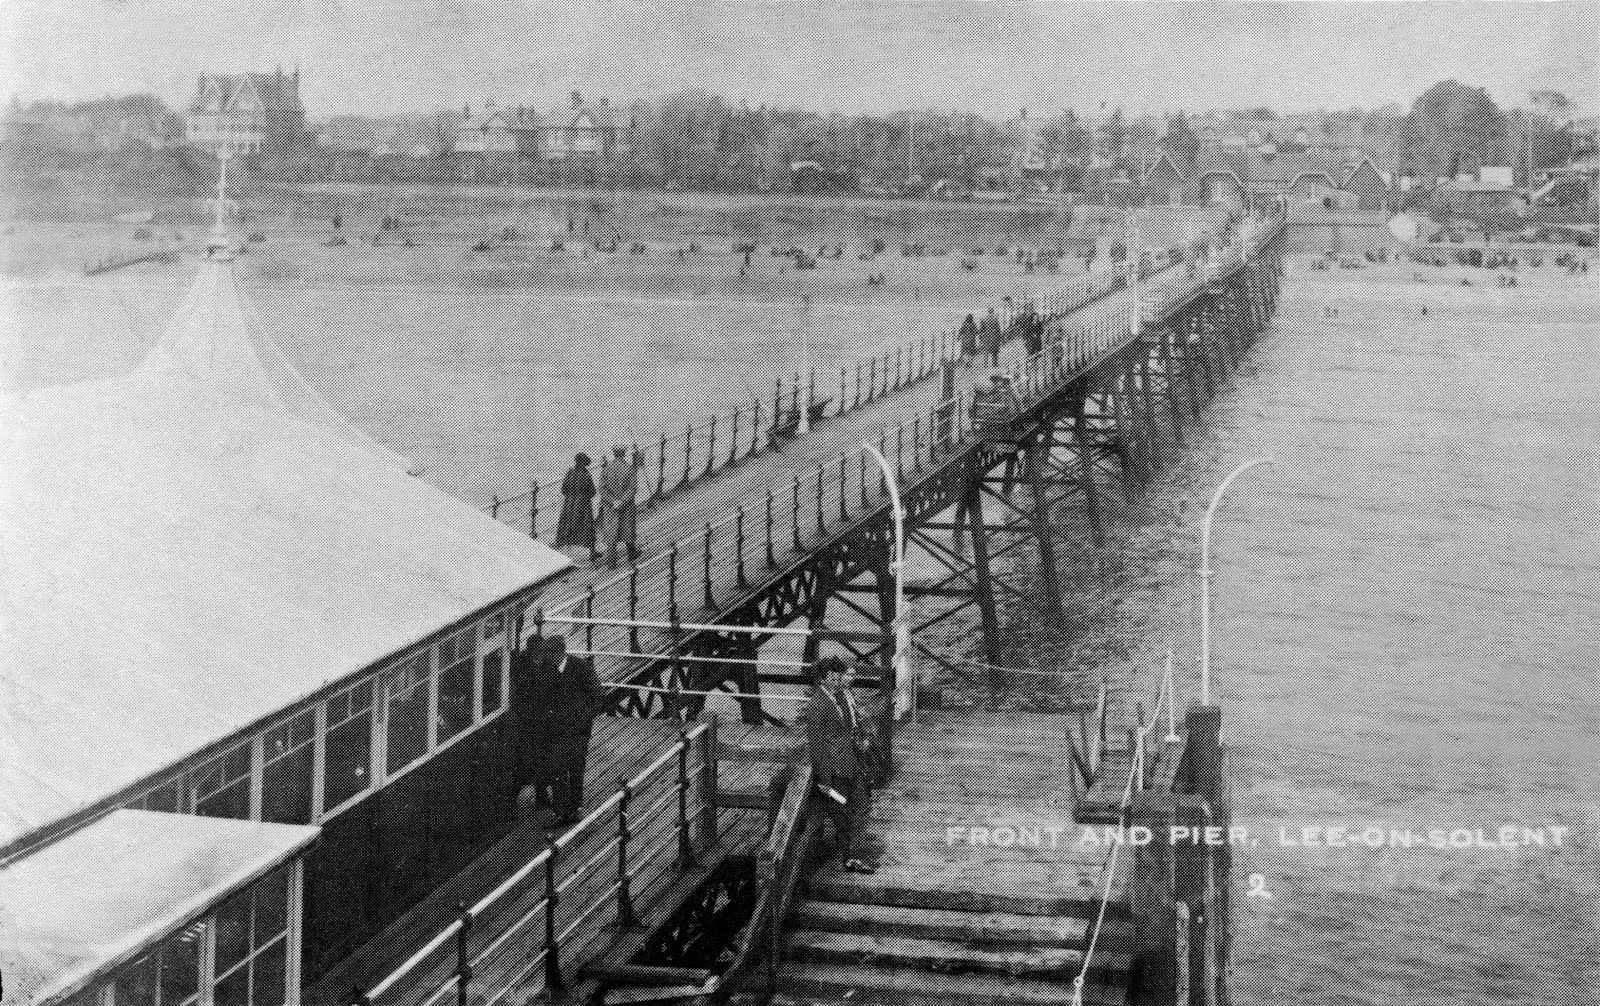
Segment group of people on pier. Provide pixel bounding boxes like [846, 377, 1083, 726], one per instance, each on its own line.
[554, 446, 641, 569]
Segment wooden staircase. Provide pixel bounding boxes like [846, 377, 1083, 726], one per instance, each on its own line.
[764, 711, 1135, 1006]
[774, 881, 1133, 1005]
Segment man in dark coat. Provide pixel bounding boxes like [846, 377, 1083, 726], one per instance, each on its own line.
[510, 634, 560, 812]
[544, 635, 606, 825]
[804, 657, 875, 873]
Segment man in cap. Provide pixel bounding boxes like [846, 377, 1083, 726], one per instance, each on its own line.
[804, 656, 876, 873]
[596, 445, 640, 570]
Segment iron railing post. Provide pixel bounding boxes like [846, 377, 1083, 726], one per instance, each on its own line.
[702, 522, 716, 611]
[676, 730, 697, 869]
[735, 506, 748, 588]
[765, 492, 777, 568]
[455, 901, 472, 1006]
[543, 835, 564, 994]
[615, 779, 640, 928]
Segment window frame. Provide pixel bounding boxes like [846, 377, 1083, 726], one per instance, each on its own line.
[317, 676, 378, 820]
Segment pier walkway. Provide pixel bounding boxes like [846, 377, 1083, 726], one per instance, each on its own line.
[349, 209, 1285, 1006]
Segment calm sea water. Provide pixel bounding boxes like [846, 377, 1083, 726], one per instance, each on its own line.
[1111, 260, 1600, 1005]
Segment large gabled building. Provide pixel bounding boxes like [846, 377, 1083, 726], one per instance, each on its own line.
[187, 69, 308, 157]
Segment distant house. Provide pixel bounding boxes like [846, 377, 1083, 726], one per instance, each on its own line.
[1140, 152, 1188, 204]
[544, 91, 621, 160]
[1191, 152, 1248, 211]
[187, 69, 307, 156]
[1430, 177, 1526, 214]
[455, 101, 543, 159]
[1342, 157, 1392, 211]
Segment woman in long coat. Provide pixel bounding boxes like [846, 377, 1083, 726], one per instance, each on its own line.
[553, 453, 596, 553]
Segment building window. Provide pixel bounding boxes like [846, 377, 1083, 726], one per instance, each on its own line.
[323, 680, 373, 813]
[436, 629, 475, 745]
[385, 652, 431, 776]
[192, 744, 252, 820]
[261, 710, 315, 825]
[480, 612, 508, 718]
[100, 865, 296, 1006]
[213, 871, 290, 1006]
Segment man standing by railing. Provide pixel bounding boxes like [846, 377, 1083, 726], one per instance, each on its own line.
[805, 657, 877, 874]
[545, 635, 605, 826]
[597, 445, 640, 570]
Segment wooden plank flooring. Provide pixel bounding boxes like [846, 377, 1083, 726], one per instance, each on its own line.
[821, 710, 1125, 913]
[307, 717, 772, 1006]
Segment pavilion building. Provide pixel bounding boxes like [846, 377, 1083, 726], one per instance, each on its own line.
[0, 184, 573, 1005]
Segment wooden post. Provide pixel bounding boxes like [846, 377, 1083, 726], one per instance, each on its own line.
[698, 715, 720, 847]
[1129, 792, 1180, 1006]
[1070, 394, 1106, 548]
[1024, 435, 1065, 625]
[1157, 326, 1187, 446]
[964, 479, 1002, 670]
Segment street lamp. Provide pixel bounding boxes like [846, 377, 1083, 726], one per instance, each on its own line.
[1198, 457, 1275, 706]
[863, 442, 912, 721]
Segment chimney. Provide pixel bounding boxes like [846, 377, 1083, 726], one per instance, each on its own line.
[571, 90, 582, 109]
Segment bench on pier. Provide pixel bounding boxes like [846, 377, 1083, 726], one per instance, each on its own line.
[768, 397, 833, 442]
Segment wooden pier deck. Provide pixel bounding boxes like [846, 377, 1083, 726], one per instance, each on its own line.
[774, 710, 1134, 1006]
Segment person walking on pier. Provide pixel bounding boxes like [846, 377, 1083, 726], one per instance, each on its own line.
[979, 307, 1003, 367]
[805, 657, 876, 874]
[958, 313, 979, 363]
[597, 446, 640, 569]
[544, 635, 605, 826]
[554, 453, 597, 557]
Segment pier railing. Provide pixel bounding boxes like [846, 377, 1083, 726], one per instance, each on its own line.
[351, 720, 719, 1006]
[528, 217, 1284, 699]
[482, 246, 1192, 542]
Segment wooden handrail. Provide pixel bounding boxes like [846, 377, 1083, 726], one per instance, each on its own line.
[708, 762, 815, 1002]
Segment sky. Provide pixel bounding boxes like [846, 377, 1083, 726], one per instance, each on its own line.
[2, 0, 1596, 120]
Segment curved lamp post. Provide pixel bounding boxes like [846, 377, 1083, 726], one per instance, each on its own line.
[1199, 457, 1276, 706]
[863, 442, 912, 721]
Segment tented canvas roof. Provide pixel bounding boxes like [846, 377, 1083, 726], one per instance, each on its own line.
[0, 253, 572, 851]
[134, 254, 418, 473]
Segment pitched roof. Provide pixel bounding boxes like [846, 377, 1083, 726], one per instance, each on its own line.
[0, 251, 572, 851]
[188, 73, 303, 116]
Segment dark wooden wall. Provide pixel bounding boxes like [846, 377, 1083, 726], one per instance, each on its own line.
[301, 716, 520, 983]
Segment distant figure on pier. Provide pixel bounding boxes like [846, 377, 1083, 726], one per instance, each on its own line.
[545, 635, 605, 826]
[597, 446, 640, 569]
[805, 657, 876, 874]
[958, 313, 979, 362]
[554, 453, 597, 557]
[979, 307, 1003, 366]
